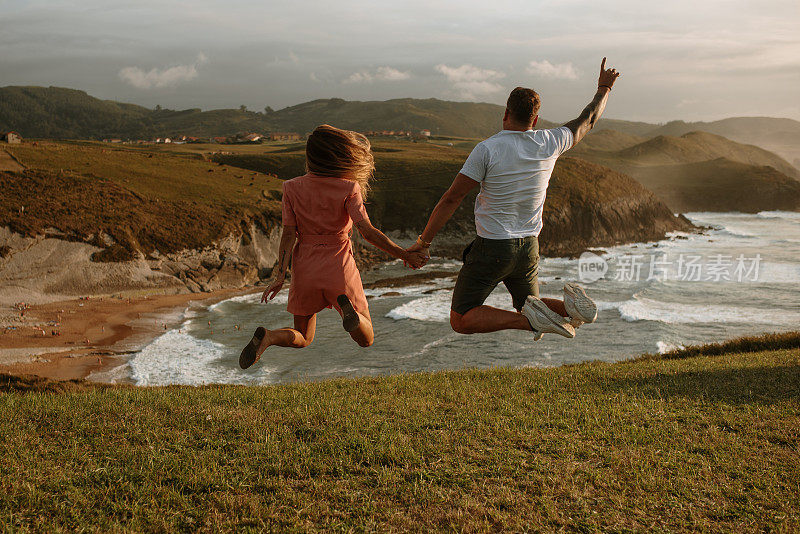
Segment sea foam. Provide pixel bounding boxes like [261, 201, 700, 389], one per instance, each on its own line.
[129, 328, 273, 386]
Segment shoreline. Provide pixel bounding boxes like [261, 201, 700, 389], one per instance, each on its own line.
[0, 269, 461, 383]
[0, 287, 262, 382]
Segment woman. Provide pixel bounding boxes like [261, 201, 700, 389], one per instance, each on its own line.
[239, 125, 427, 369]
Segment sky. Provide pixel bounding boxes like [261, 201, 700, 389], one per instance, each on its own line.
[1, 0, 799, 123]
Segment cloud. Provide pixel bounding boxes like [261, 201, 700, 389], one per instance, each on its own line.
[435, 64, 505, 99]
[344, 66, 411, 83]
[526, 60, 578, 80]
[119, 53, 207, 89]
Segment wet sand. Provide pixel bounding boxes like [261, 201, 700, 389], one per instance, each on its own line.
[0, 287, 260, 381]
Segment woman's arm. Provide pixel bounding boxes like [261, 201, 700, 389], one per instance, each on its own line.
[261, 225, 297, 302]
[354, 219, 427, 268]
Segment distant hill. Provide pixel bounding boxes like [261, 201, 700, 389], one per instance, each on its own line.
[0, 86, 154, 139]
[570, 129, 646, 153]
[631, 158, 800, 213]
[593, 116, 800, 169]
[266, 98, 544, 138]
[614, 131, 799, 178]
[570, 130, 800, 213]
[3, 85, 798, 171]
[593, 118, 658, 137]
[0, 86, 537, 140]
[646, 117, 800, 169]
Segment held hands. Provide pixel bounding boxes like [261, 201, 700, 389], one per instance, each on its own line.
[404, 240, 430, 270]
[598, 57, 620, 90]
[260, 273, 285, 302]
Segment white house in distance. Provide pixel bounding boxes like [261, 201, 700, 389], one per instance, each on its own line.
[1, 131, 22, 144]
[419, 129, 431, 137]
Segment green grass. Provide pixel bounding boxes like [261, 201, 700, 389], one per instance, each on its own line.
[1, 338, 798, 531]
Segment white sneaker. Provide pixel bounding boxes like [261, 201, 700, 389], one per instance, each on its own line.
[522, 296, 576, 339]
[563, 283, 597, 324]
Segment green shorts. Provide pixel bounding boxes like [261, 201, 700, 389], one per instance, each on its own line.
[451, 235, 540, 315]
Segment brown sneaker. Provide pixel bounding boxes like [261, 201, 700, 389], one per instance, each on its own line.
[239, 327, 266, 369]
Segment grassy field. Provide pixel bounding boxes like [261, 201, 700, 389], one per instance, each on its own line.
[6, 141, 283, 206]
[1, 141, 284, 260]
[1, 334, 798, 531]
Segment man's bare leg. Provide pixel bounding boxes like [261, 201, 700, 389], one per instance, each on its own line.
[450, 306, 532, 334]
[257, 314, 317, 353]
[541, 298, 568, 317]
[450, 296, 571, 335]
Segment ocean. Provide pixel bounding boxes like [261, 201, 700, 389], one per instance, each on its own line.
[95, 211, 800, 386]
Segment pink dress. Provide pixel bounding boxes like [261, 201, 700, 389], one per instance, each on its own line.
[281, 173, 370, 317]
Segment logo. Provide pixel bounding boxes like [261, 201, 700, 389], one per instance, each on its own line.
[578, 251, 608, 283]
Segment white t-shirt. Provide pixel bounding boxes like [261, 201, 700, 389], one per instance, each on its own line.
[459, 127, 573, 239]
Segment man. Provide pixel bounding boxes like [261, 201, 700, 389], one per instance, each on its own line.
[408, 58, 621, 339]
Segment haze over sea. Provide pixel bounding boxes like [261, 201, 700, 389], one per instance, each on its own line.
[97, 211, 800, 386]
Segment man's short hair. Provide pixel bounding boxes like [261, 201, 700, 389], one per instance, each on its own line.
[506, 87, 541, 125]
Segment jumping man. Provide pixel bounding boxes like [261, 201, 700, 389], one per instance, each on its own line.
[408, 58, 621, 339]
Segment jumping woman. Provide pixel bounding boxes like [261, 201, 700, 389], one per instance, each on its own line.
[239, 124, 427, 369]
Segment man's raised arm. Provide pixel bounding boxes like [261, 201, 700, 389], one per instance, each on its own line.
[563, 57, 621, 147]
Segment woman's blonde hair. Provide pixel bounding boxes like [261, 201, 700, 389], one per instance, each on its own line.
[306, 124, 374, 196]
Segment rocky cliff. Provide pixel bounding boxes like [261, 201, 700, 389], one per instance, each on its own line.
[539, 158, 695, 257]
[0, 152, 696, 304]
[0, 224, 280, 305]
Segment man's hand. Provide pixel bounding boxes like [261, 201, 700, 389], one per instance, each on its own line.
[598, 57, 620, 90]
[404, 242, 430, 269]
[564, 57, 619, 146]
[404, 248, 429, 269]
[261, 274, 285, 302]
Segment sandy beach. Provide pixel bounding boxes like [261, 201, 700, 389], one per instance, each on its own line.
[0, 287, 261, 381]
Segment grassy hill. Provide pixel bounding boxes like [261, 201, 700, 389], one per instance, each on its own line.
[1, 141, 283, 260]
[597, 116, 800, 168]
[0, 86, 549, 140]
[4, 85, 799, 169]
[569, 130, 800, 213]
[571, 129, 645, 152]
[631, 158, 800, 213]
[0, 86, 533, 139]
[0, 138, 692, 265]
[0, 86, 154, 140]
[266, 97, 550, 139]
[614, 131, 799, 178]
[1, 332, 798, 531]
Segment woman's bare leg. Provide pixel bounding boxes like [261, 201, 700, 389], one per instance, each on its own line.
[257, 314, 317, 354]
[347, 308, 374, 347]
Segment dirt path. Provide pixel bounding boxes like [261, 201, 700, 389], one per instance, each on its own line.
[0, 149, 24, 171]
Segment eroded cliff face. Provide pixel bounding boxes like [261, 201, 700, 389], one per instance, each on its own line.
[0, 158, 697, 304]
[539, 158, 696, 256]
[0, 224, 281, 305]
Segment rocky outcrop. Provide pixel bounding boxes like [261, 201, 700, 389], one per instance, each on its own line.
[539, 158, 695, 257]
[0, 224, 280, 305]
